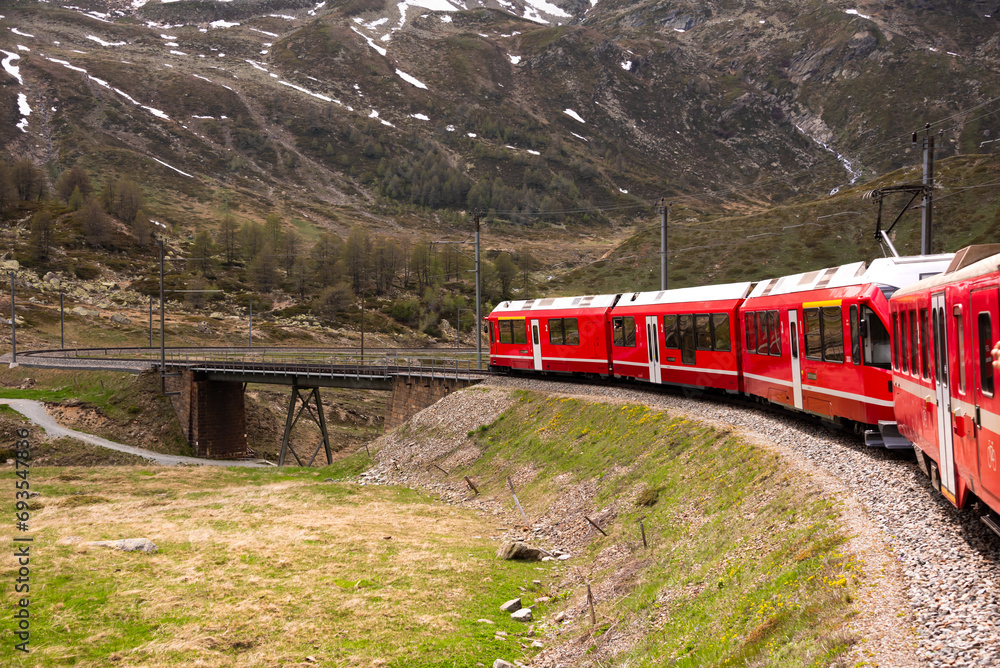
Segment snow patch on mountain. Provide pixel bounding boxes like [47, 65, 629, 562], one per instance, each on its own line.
[563, 109, 585, 123]
[1, 50, 24, 84]
[16, 93, 31, 132]
[152, 157, 194, 178]
[395, 69, 428, 89]
[351, 26, 387, 56]
[87, 35, 126, 47]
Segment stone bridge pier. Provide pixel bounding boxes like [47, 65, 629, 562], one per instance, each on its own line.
[385, 374, 480, 429]
[164, 369, 247, 459]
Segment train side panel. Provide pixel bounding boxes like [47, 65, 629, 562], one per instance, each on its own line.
[891, 248, 1000, 514]
[487, 295, 618, 376]
[741, 285, 896, 425]
[608, 284, 752, 392]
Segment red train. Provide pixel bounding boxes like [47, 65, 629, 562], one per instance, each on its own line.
[487, 246, 1000, 532]
[889, 245, 1000, 533]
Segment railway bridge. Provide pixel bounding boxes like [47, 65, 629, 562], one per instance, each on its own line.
[13, 347, 486, 465]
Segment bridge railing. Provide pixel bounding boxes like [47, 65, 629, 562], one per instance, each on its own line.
[17, 346, 487, 377]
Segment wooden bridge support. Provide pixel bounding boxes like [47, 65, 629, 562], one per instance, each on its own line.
[278, 385, 333, 467]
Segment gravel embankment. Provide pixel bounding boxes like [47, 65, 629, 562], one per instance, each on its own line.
[481, 376, 1000, 668]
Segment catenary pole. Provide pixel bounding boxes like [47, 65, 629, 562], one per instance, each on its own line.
[474, 211, 482, 370]
[9, 272, 15, 364]
[60, 292, 65, 350]
[920, 123, 935, 256]
[658, 198, 669, 291]
[159, 238, 165, 394]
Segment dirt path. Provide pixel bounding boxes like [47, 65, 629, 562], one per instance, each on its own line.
[0, 398, 267, 467]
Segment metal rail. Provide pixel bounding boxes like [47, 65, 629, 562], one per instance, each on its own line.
[16, 346, 490, 381]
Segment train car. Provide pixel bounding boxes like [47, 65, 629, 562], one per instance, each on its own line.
[606, 283, 753, 392]
[486, 294, 619, 375]
[739, 253, 954, 429]
[889, 245, 1000, 527]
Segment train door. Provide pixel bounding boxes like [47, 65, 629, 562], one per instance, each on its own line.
[932, 292, 958, 501]
[645, 315, 661, 383]
[788, 310, 804, 410]
[971, 288, 1000, 502]
[530, 319, 542, 371]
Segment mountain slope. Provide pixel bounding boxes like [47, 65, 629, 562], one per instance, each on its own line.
[1, 0, 998, 263]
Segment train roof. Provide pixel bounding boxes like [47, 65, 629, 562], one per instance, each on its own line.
[893, 248, 1000, 298]
[747, 253, 954, 299]
[613, 282, 753, 308]
[490, 293, 619, 313]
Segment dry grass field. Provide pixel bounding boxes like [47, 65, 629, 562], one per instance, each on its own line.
[8, 462, 546, 667]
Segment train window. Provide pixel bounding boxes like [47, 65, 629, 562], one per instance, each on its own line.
[664, 315, 680, 349]
[513, 319, 527, 344]
[955, 309, 965, 393]
[978, 312, 995, 396]
[822, 306, 844, 362]
[499, 320, 512, 344]
[900, 311, 909, 373]
[862, 307, 892, 370]
[768, 310, 781, 356]
[920, 309, 930, 379]
[745, 312, 757, 354]
[713, 313, 731, 352]
[932, 309, 942, 382]
[849, 305, 861, 365]
[804, 308, 822, 360]
[548, 318, 563, 345]
[756, 312, 770, 355]
[892, 312, 900, 370]
[546, 318, 580, 346]
[910, 310, 919, 376]
[612, 316, 636, 347]
[695, 314, 713, 350]
[679, 314, 696, 365]
[564, 318, 579, 345]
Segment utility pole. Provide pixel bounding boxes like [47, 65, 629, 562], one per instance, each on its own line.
[248, 299, 253, 348]
[148, 295, 153, 348]
[657, 199, 669, 290]
[9, 272, 15, 364]
[456, 305, 461, 349]
[360, 291, 365, 358]
[60, 292, 65, 350]
[159, 238, 165, 394]
[916, 123, 936, 256]
[474, 210, 482, 370]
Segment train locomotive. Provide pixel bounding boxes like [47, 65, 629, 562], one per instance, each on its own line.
[486, 245, 1000, 532]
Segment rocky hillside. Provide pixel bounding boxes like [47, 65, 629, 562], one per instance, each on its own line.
[4, 1, 998, 219]
[0, 0, 998, 305]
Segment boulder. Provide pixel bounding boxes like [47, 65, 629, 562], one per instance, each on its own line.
[511, 608, 532, 622]
[496, 541, 551, 561]
[85, 538, 157, 554]
[2, 260, 19, 270]
[71, 306, 99, 317]
[493, 661, 515, 668]
[210, 312, 225, 320]
[499, 598, 521, 613]
[111, 314, 131, 325]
